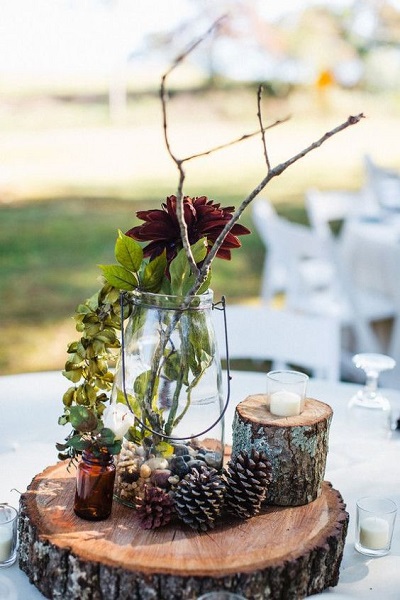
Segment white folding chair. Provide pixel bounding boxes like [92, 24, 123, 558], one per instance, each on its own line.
[305, 187, 360, 240]
[212, 303, 340, 381]
[252, 197, 334, 305]
[364, 154, 400, 212]
[252, 197, 395, 358]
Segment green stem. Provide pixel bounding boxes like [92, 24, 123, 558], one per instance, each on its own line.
[140, 307, 184, 435]
[173, 384, 192, 430]
[164, 373, 185, 436]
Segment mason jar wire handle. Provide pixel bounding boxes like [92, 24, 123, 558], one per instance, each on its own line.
[119, 292, 231, 441]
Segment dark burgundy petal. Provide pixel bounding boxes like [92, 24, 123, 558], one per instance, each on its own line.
[215, 247, 232, 260]
[125, 194, 251, 273]
[231, 223, 251, 235]
[140, 221, 178, 238]
[135, 209, 168, 222]
[219, 232, 243, 248]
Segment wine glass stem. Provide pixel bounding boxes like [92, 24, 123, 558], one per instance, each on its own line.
[364, 371, 378, 399]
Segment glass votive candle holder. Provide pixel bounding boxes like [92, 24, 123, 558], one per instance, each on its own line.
[355, 496, 397, 556]
[0, 505, 18, 567]
[267, 370, 309, 417]
[197, 593, 247, 600]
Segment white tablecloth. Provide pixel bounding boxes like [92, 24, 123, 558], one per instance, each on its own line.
[340, 217, 400, 307]
[340, 216, 400, 386]
[0, 370, 399, 599]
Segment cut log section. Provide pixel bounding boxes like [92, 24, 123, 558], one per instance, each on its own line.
[232, 395, 333, 506]
[19, 460, 347, 600]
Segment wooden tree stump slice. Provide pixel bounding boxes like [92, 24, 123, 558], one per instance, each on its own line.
[232, 395, 333, 506]
[19, 460, 348, 600]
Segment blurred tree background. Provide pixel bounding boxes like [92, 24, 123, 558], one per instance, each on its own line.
[1, 0, 400, 374]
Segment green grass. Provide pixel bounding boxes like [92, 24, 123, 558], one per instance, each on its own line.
[0, 194, 273, 374]
[0, 195, 268, 317]
[2, 84, 398, 375]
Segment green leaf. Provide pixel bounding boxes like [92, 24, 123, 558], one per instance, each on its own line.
[62, 387, 76, 407]
[169, 238, 208, 296]
[67, 435, 92, 453]
[98, 427, 116, 445]
[133, 370, 152, 401]
[67, 341, 78, 353]
[108, 441, 122, 455]
[69, 405, 98, 432]
[191, 237, 208, 263]
[155, 441, 174, 457]
[99, 265, 139, 291]
[115, 387, 141, 417]
[141, 251, 167, 293]
[196, 269, 212, 295]
[115, 230, 143, 272]
[80, 291, 101, 313]
[62, 368, 82, 383]
[182, 267, 212, 296]
[163, 351, 182, 383]
[93, 328, 118, 344]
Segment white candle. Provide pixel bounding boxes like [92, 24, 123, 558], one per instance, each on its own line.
[0, 527, 12, 562]
[360, 516, 390, 549]
[270, 390, 301, 417]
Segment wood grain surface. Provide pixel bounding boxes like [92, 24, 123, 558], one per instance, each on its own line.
[19, 459, 348, 600]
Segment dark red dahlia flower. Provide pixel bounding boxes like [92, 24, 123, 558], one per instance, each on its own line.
[126, 195, 250, 263]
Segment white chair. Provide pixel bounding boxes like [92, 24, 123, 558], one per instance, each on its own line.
[305, 187, 395, 351]
[252, 197, 396, 358]
[305, 187, 360, 240]
[364, 154, 400, 212]
[212, 303, 340, 381]
[252, 197, 335, 305]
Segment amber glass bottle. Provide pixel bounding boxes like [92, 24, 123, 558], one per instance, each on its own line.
[74, 449, 116, 520]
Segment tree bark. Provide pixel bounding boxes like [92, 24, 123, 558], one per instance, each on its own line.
[19, 460, 347, 600]
[232, 395, 333, 506]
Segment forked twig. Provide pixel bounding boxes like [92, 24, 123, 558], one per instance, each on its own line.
[161, 17, 226, 277]
[196, 112, 365, 289]
[160, 17, 365, 295]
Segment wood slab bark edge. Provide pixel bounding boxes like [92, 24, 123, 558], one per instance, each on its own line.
[18, 460, 348, 600]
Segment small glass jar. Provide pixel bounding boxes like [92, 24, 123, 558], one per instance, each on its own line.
[74, 449, 116, 520]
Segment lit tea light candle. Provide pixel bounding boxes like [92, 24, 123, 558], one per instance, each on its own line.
[360, 516, 390, 550]
[0, 527, 13, 562]
[269, 390, 301, 417]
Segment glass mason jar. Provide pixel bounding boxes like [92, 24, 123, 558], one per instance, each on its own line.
[74, 449, 116, 520]
[111, 289, 225, 508]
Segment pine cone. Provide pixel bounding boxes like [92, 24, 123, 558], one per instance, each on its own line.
[174, 466, 225, 532]
[224, 449, 272, 519]
[136, 485, 174, 530]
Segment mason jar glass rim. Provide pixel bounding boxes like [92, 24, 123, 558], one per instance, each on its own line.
[129, 288, 214, 310]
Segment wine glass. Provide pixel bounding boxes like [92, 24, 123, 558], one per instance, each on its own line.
[349, 353, 396, 411]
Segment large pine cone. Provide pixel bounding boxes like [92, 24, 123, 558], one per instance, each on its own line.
[224, 449, 272, 519]
[174, 466, 226, 532]
[136, 485, 174, 530]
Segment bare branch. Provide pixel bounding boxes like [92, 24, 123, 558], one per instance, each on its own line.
[162, 16, 226, 82]
[159, 18, 226, 276]
[257, 85, 270, 170]
[159, 15, 287, 279]
[180, 118, 289, 164]
[189, 113, 365, 294]
[159, 16, 364, 299]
